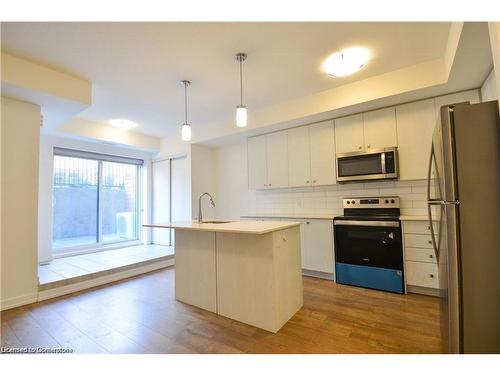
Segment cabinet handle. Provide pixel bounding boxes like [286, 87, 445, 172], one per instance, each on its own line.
[428, 240, 432, 244]
[264, 184, 267, 187]
[313, 180, 317, 183]
[367, 144, 371, 148]
[429, 274, 434, 278]
[429, 254, 434, 259]
[306, 221, 310, 224]
[306, 180, 310, 184]
[358, 146, 362, 150]
[427, 226, 431, 230]
[269, 183, 272, 186]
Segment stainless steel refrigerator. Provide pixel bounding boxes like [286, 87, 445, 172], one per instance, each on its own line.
[427, 100, 500, 353]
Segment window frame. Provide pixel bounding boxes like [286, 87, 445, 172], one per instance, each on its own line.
[51, 148, 144, 258]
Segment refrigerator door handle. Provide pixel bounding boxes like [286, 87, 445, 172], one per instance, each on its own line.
[427, 143, 441, 262]
[427, 144, 434, 202]
[427, 202, 440, 262]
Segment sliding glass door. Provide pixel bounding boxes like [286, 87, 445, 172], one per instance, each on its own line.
[52, 148, 143, 255]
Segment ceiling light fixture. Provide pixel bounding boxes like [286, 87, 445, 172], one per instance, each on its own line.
[180, 80, 192, 142]
[109, 119, 138, 131]
[323, 47, 370, 77]
[235, 52, 248, 128]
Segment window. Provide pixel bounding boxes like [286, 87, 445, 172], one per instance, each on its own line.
[52, 148, 143, 254]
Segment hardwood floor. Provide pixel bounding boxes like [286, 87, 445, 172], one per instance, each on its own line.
[1, 268, 442, 354]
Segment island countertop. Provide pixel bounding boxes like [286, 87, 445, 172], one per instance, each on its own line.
[143, 220, 301, 235]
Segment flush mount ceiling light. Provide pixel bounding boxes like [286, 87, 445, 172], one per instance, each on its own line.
[235, 52, 248, 128]
[109, 119, 138, 131]
[323, 47, 371, 77]
[180, 80, 192, 142]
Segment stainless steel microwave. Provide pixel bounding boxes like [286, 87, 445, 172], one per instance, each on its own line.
[336, 147, 398, 183]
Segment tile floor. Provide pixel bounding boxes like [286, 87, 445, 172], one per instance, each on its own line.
[38, 245, 174, 285]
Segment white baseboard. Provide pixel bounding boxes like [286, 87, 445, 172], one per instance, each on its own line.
[1, 292, 39, 311]
[38, 258, 174, 302]
[302, 269, 335, 281]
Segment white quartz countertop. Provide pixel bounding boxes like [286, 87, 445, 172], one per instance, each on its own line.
[143, 220, 301, 235]
[242, 214, 434, 222]
[241, 214, 336, 220]
[399, 215, 432, 221]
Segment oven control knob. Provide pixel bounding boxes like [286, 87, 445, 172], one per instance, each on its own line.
[385, 199, 389, 204]
[352, 200, 355, 204]
[391, 199, 395, 204]
[347, 200, 350, 204]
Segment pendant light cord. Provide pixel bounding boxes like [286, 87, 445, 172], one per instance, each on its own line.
[239, 58, 243, 106]
[184, 82, 188, 124]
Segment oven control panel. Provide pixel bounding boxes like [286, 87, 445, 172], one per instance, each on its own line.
[343, 196, 400, 209]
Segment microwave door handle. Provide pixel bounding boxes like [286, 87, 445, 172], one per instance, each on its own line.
[381, 152, 386, 174]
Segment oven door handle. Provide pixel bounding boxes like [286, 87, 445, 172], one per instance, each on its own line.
[334, 220, 400, 228]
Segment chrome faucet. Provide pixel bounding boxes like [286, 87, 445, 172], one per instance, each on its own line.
[198, 192, 216, 224]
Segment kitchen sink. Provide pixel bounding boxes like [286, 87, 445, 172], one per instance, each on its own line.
[200, 220, 232, 224]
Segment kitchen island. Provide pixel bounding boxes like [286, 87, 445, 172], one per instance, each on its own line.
[143, 220, 303, 333]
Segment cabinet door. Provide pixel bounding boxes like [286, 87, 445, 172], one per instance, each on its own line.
[362, 107, 397, 150]
[247, 135, 268, 189]
[302, 219, 334, 273]
[334, 114, 364, 153]
[396, 99, 436, 180]
[309, 121, 336, 186]
[287, 126, 311, 187]
[266, 131, 289, 189]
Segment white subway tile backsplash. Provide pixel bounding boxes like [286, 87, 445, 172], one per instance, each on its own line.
[255, 179, 429, 216]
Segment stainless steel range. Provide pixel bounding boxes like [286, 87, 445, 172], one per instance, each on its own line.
[334, 196, 404, 293]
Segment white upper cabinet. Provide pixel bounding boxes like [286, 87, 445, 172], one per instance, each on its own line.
[396, 99, 437, 180]
[334, 114, 364, 153]
[287, 126, 311, 187]
[266, 131, 289, 189]
[309, 120, 336, 186]
[362, 107, 397, 150]
[247, 135, 268, 189]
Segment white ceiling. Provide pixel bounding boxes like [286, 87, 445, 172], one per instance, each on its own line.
[1, 22, 452, 138]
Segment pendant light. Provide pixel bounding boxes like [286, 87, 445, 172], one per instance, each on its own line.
[180, 80, 192, 141]
[235, 52, 248, 127]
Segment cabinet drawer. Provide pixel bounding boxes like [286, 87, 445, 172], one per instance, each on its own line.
[405, 247, 437, 264]
[404, 233, 433, 249]
[406, 261, 438, 288]
[403, 221, 435, 235]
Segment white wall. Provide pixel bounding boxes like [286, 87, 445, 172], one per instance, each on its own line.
[481, 69, 498, 102]
[38, 134, 155, 264]
[190, 144, 216, 220]
[214, 142, 256, 220]
[488, 23, 500, 112]
[1, 97, 41, 310]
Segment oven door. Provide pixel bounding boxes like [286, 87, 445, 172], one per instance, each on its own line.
[334, 219, 404, 293]
[336, 148, 398, 183]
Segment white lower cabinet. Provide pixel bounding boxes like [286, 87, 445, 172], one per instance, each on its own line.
[402, 220, 439, 294]
[300, 219, 334, 275]
[406, 262, 439, 289]
[247, 217, 334, 278]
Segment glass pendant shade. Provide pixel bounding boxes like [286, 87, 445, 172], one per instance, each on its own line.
[181, 123, 191, 141]
[236, 105, 247, 128]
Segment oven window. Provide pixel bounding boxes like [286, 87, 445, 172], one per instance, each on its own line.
[338, 153, 382, 177]
[334, 224, 403, 270]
